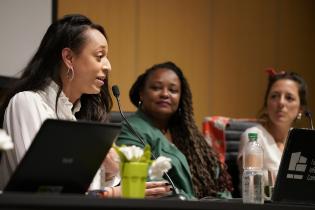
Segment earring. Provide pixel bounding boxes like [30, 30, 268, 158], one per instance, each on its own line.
[138, 100, 142, 108]
[177, 107, 182, 115]
[66, 67, 74, 81]
[297, 112, 302, 120]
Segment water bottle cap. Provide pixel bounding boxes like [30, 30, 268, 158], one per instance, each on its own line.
[248, 133, 258, 141]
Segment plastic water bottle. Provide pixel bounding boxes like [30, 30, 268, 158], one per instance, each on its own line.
[242, 132, 264, 204]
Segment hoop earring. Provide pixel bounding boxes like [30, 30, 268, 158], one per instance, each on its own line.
[297, 112, 302, 120]
[66, 67, 74, 81]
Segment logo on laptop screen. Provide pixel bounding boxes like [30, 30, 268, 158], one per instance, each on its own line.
[287, 152, 307, 179]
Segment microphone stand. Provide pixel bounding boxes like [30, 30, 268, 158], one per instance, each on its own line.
[112, 85, 185, 200]
[305, 111, 314, 130]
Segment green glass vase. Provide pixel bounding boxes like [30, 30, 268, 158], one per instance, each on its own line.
[121, 162, 148, 198]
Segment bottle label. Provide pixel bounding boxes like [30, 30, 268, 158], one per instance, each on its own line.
[244, 154, 263, 169]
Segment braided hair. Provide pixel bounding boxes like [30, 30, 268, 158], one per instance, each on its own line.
[130, 61, 233, 198]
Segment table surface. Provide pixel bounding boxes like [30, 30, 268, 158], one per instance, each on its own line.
[0, 193, 315, 210]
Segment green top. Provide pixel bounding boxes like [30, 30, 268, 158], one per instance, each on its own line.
[115, 110, 195, 200]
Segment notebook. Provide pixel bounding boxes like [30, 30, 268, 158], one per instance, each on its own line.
[272, 128, 315, 205]
[4, 119, 121, 194]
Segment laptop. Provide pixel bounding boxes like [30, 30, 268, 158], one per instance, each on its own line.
[272, 128, 315, 205]
[4, 119, 121, 194]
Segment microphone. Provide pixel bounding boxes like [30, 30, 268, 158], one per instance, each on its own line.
[304, 111, 314, 130]
[111, 85, 185, 200]
[112, 85, 147, 146]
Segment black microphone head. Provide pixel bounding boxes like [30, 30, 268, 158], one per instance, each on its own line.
[305, 111, 312, 118]
[112, 85, 120, 98]
[304, 110, 314, 130]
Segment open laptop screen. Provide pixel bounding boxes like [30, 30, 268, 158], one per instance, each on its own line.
[272, 128, 315, 205]
[4, 119, 121, 194]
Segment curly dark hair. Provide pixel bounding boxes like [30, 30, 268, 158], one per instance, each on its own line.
[130, 61, 233, 198]
[0, 14, 112, 124]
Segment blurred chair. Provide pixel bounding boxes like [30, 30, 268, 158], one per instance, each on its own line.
[203, 117, 258, 198]
[203, 116, 229, 164]
[0, 76, 17, 104]
[0, 76, 18, 129]
[225, 119, 258, 198]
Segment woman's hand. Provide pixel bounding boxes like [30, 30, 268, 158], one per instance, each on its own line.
[96, 181, 172, 198]
[145, 181, 172, 198]
[103, 148, 120, 180]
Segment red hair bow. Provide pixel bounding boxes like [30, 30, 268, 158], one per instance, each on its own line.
[265, 68, 286, 77]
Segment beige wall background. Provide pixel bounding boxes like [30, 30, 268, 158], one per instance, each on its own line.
[58, 0, 315, 129]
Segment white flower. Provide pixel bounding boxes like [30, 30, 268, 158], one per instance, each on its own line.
[149, 156, 172, 180]
[0, 129, 13, 151]
[119, 145, 144, 161]
[115, 145, 173, 181]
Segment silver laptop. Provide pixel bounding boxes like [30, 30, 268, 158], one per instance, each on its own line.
[4, 119, 121, 194]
